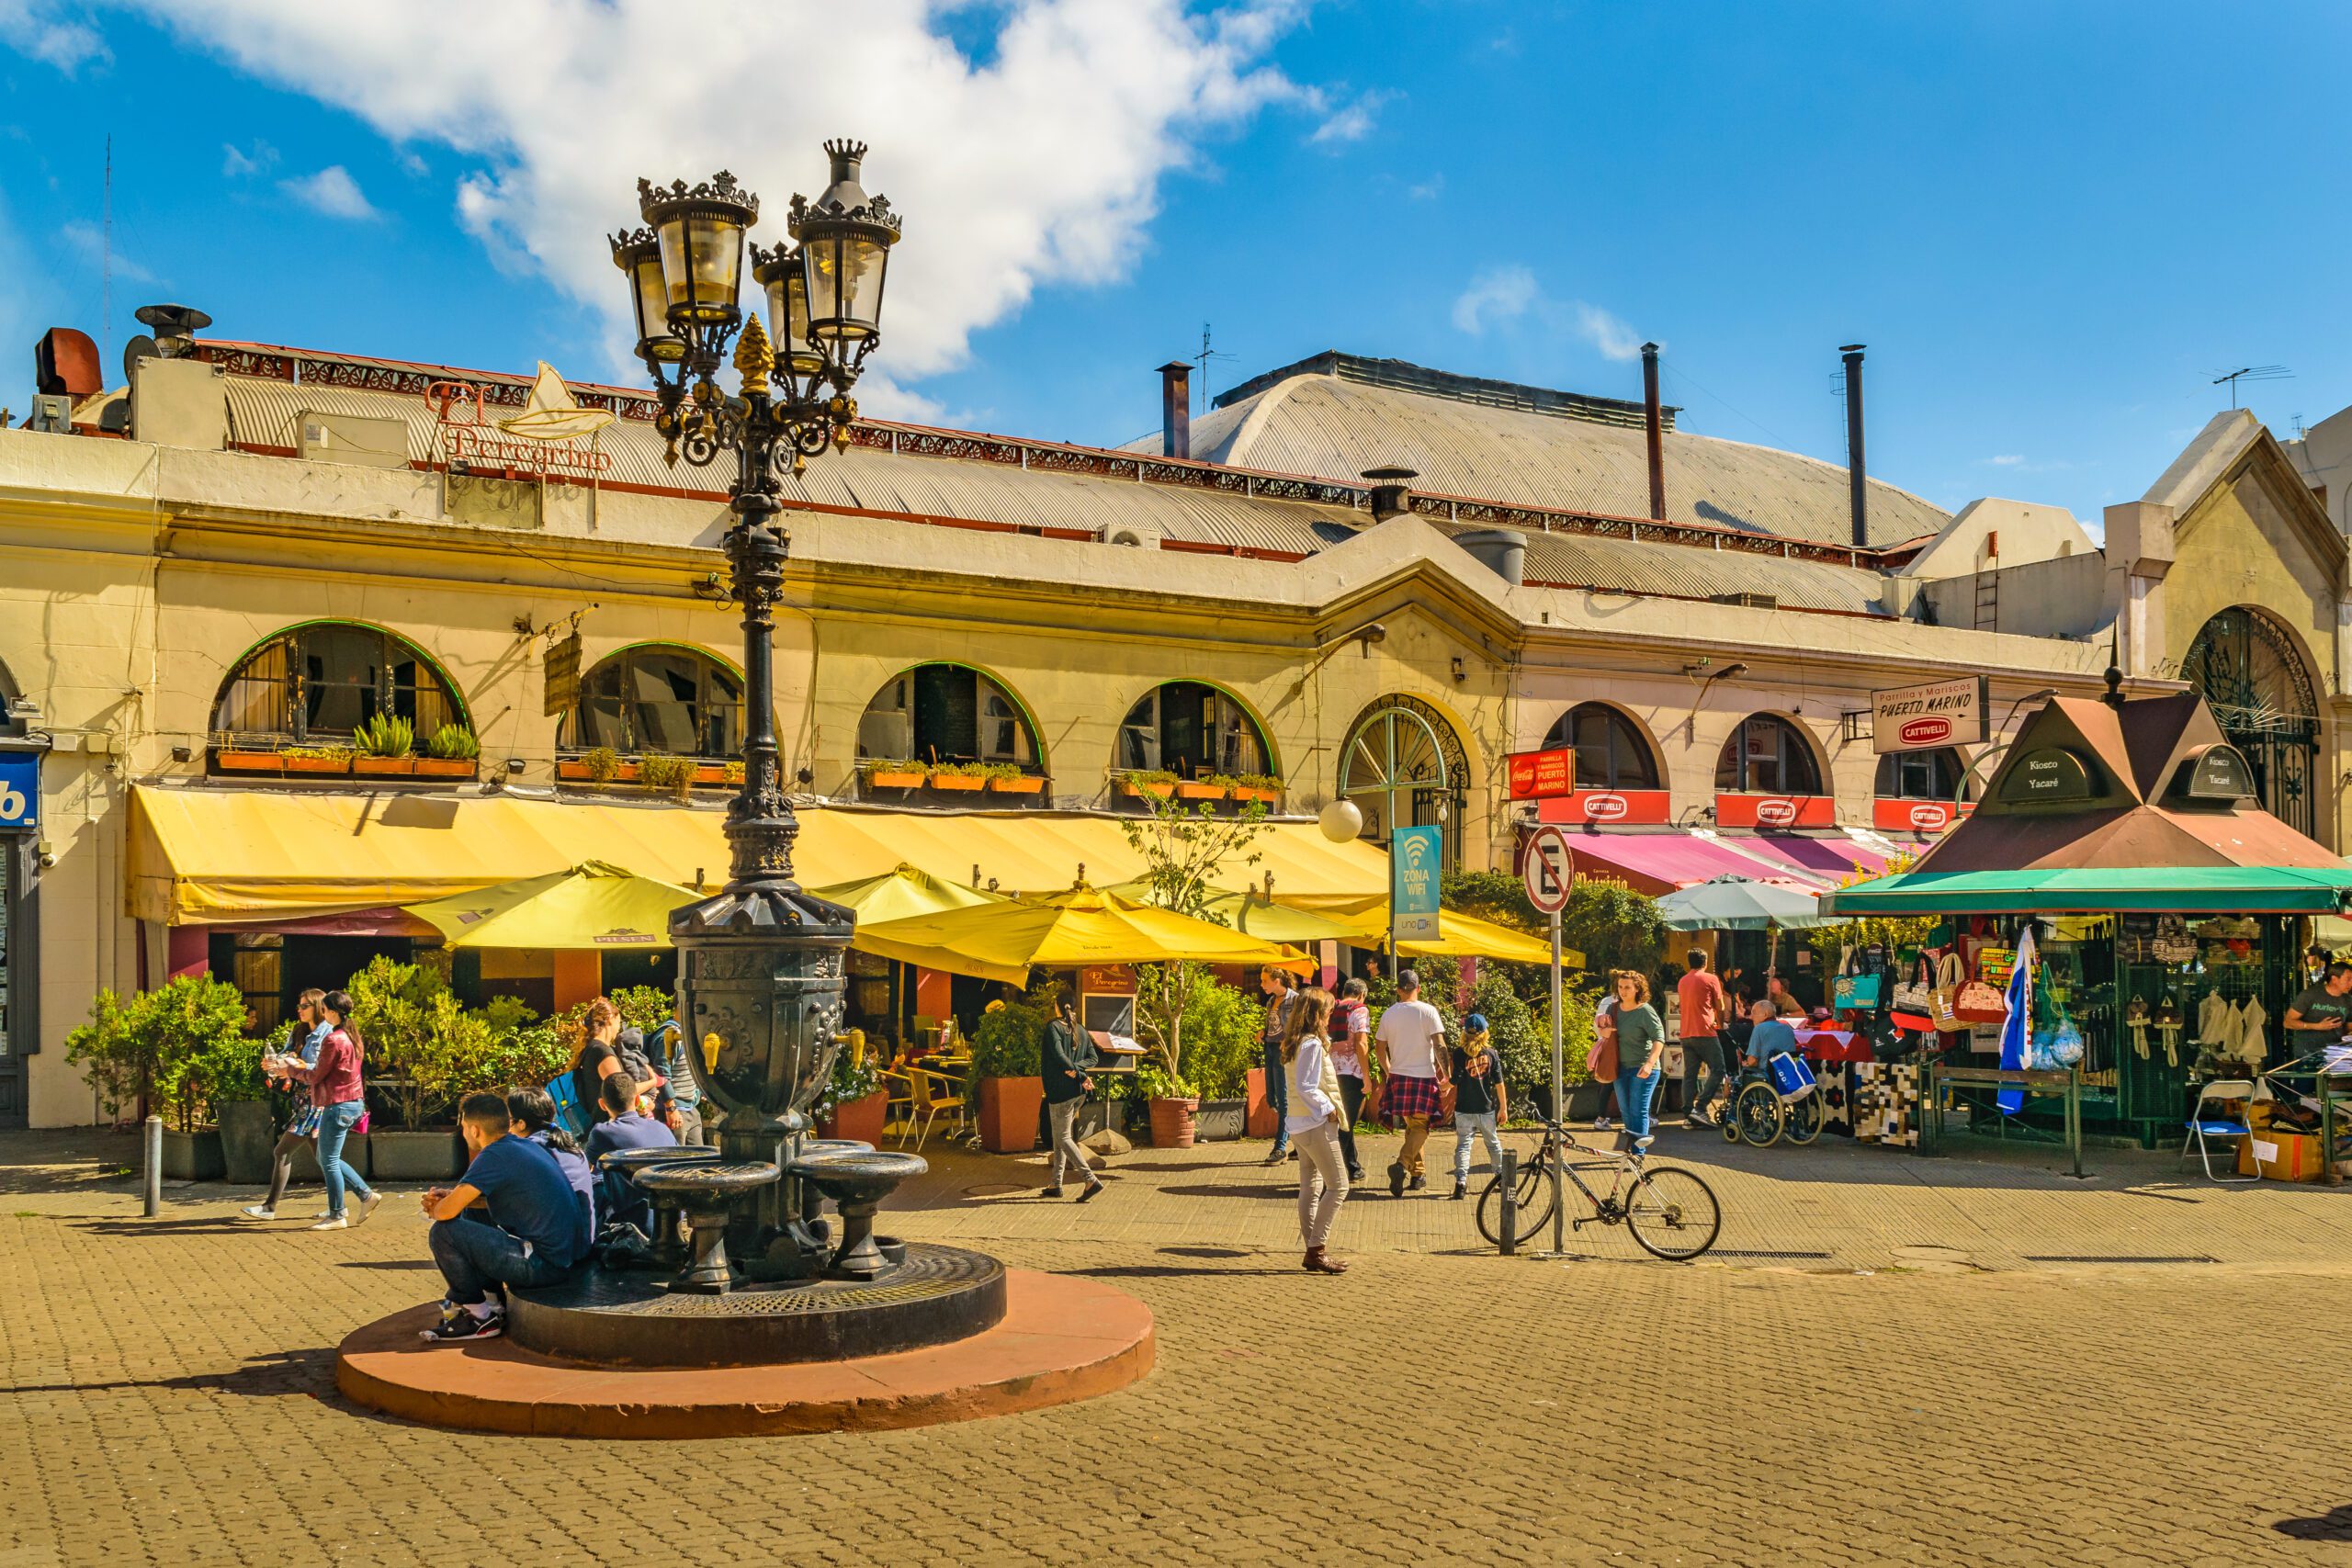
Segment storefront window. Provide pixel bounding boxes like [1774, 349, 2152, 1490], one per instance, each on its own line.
[563, 645, 743, 759]
[1715, 715, 1822, 795]
[1875, 747, 1966, 801]
[1540, 703, 1660, 791]
[210, 623, 461, 747]
[1116, 682, 1270, 777]
[856, 664, 1039, 769]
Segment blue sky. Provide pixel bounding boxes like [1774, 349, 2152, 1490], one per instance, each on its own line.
[5, 1, 2348, 529]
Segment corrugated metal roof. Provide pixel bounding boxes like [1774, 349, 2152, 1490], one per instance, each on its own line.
[1161, 369, 1947, 549]
[1499, 526, 1887, 615]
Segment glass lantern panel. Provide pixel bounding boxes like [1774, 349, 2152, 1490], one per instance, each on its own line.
[630, 254, 669, 344]
[659, 213, 743, 320]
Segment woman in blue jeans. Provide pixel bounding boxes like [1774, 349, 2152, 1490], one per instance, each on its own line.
[269, 988, 378, 1229]
[1607, 970, 1667, 1156]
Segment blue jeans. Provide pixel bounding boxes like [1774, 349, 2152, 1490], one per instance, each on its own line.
[1614, 1067, 1661, 1146]
[315, 1100, 372, 1217]
[429, 1215, 576, 1306]
[1261, 1042, 1289, 1154]
[1453, 1110, 1502, 1182]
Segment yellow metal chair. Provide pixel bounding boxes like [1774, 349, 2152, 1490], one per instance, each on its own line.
[902, 1065, 968, 1149]
[878, 1066, 920, 1145]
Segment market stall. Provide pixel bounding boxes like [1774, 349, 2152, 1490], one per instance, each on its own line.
[1824, 687, 2352, 1168]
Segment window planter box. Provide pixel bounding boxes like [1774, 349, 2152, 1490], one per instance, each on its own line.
[413, 757, 479, 780]
[986, 774, 1046, 795]
[1119, 778, 1176, 800]
[216, 749, 285, 774]
[281, 754, 354, 775]
[1230, 785, 1282, 805]
[353, 756, 417, 777]
[1174, 781, 1227, 801]
[556, 759, 640, 784]
[928, 773, 988, 792]
[691, 763, 737, 787]
[863, 769, 925, 790]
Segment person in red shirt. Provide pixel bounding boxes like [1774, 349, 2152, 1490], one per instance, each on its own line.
[1675, 950, 1730, 1129]
[265, 988, 379, 1230]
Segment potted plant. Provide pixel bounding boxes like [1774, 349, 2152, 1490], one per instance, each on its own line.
[927, 761, 988, 792]
[417, 722, 481, 778]
[969, 998, 1046, 1154]
[279, 743, 354, 775]
[1227, 773, 1283, 805]
[1174, 774, 1227, 801]
[345, 955, 471, 1179]
[1163, 972, 1260, 1141]
[352, 713, 416, 775]
[64, 974, 253, 1181]
[637, 750, 695, 802]
[980, 761, 1045, 795]
[214, 737, 284, 773]
[1137, 1065, 1201, 1148]
[860, 758, 925, 791]
[1118, 768, 1178, 800]
[815, 1048, 887, 1145]
[558, 746, 635, 784]
[213, 1036, 277, 1184]
[722, 759, 746, 786]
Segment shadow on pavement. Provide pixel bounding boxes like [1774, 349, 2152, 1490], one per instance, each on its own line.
[1, 1345, 334, 1399]
[2273, 1506, 2352, 1541]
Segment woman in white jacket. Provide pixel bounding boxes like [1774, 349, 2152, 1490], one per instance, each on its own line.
[1283, 987, 1350, 1275]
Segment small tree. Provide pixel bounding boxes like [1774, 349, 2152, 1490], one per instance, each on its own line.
[1118, 790, 1270, 1095]
[345, 954, 448, 1128]
[65, 974, 253, 1131]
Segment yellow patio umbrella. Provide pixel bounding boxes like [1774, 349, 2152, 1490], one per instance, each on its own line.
[1104, 880, 1363, 946]
[1306, 900, 1585, 967]
[852, 882, 1310, 986]
[809, 862, 1007, 925]
[405, 860, 699, 950]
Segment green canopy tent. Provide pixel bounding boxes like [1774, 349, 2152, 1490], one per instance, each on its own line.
[1821, 865, 2352, 918]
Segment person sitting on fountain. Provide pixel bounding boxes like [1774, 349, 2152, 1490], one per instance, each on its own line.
[507, 1086, 597, 1252]
[584, 1070, 678, 1238]
[417, 1091, 591, 1345]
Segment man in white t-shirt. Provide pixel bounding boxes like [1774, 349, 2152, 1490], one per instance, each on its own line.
[1374, 969, 1450, 1198]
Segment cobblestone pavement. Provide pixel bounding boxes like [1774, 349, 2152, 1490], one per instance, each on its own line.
[6, 1122, 2352, 1566]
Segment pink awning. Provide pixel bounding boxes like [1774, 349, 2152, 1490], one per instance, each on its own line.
[1721, 832, 1875, 883]
[1564, 829, 1828, 895]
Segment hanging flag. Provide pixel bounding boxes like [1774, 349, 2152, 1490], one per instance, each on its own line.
[1996, 925, 2038, 1114]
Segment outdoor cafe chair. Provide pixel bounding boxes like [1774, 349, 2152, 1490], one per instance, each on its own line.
[878, 1067, 920, 1145]
[898, 1066, 968, 1150]
[2180, 1078, 2258, 1183]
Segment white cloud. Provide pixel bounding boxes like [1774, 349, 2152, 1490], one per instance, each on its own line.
[1453, 264, 1537, 334]
[60, 217, 155, 282]
[107, 0, 1311, 404]
[1984, 454, 2023, 467]
[1407, 173, 1443, 201]
[280, 164, 378, 220]
[1309, 89, 1392, 147]
[221, 139, 277, 177]
[0, 0, 107, 73]
[1572, 300, 1642, 362]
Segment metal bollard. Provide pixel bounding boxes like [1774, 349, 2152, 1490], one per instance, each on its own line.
[142, 1113, 162, 1218]
[1497, 1148, 1517, 1257]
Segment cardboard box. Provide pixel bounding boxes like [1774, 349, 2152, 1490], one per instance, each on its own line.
[2238, 1129, 2325, 1182]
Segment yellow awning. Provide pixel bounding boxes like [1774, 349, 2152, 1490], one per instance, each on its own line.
[808, 863, 1006, 924]
[1300, 898, 1586, 967]
[405, 862, 699, 950]
[126, 786, 1396, 925]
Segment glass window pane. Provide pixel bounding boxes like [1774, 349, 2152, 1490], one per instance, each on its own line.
[702, 664, 742, 757]
[575, 661, 627, 750]
[626, 650, 702, 754]
[299, 626, 385, 739]
[217, 637, 289, 737]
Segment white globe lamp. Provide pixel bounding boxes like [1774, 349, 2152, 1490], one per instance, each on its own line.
[1317, 798, 1363, 842]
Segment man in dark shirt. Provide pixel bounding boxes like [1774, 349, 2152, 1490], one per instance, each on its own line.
[1448, 1015, 1509, 1201]
[418, 1093, 587, 1344]
[2285, 961, 2352, 1042]
[584, 1072, 679, 1235]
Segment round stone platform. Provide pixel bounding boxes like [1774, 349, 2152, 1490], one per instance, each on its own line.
[334, 1268, 1154, 1438]
[506, 1243, 1007, 1367]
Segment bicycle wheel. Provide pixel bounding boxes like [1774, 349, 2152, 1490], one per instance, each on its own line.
[1624, 1164, 1722, 1260]
[1734, 1082, 1783, 1147]
[1783, 1091, 1823, 1145]
[1476, 1154, 1555, 1247]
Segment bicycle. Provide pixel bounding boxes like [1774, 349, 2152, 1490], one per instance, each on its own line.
[1475, 1118, 1722, 1261]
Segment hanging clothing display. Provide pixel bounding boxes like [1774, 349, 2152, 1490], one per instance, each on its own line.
[2236, 998, 2269, 1066]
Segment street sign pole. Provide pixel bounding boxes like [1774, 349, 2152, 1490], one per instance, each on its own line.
[1546, 908, 1567, 1256]
[1521, 823, 1576, 1260]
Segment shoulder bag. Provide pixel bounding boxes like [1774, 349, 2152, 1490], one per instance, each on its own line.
[1928, 953, 1966, 1033]
[1832, 945, 1883, 1012]
[1586, 1001, 1621, 1082]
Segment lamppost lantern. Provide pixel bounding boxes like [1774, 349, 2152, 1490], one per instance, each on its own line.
[788, 140, 900, 357]
[636, 170, 757, 333]
[751, 242, 827, 389]
[608, 226, 684, 365]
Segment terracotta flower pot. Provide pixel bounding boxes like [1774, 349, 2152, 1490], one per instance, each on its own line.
[1245, 1066, 1279, 1137]
[978, 1076, 1044, 1153]
[557, 759, 639, 784]
[1120, 780, 1176, 800]
[865, 770, 924, 790]
[215, 749, 283, 774]
[353, 756, 416, 776]
[413, 757, 477, 778]
[1148, 1095, 1200, 1149]
[986, 774, 1045, 795]
[818, 1089, 888, 1145]
[928, 773, 987, 792]
[281, 755, 352, 774]
[1232, 786, 1281, 804]
[1174, 781, 1227, 800]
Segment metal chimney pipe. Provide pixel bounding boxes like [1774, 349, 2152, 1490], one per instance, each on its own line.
[1362, 465, 1418, 523]
[1156, 361, 1192, 459]
[1641, 341, 1666, 522]
[1840, 344, 1867, 547]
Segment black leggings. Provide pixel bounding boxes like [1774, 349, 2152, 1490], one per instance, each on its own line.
[263, 1126, 311, 1211]
[1337, 1074, 1365, 1174]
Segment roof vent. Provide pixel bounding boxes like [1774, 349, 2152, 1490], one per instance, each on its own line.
[134, 303, 211, 359]
[1362, 465, 1417, 523]
[1711, 592, 1778, 611]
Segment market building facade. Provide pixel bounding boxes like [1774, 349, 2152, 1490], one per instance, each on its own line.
[0, 326, 2341, 1126]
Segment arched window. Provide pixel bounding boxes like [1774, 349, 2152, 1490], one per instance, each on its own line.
[1875, 748, 1967, 801]
[1340, 694, 1470, 867]
[1540, 703, 1660, 791]
[1116, 682, 1272, 779]
[212, 622, 462, 746]
[2184, 606, 2321, 836]
[858, 664, 1041, 770]
[1715, 715, 1822, 795]
[560, 644, 743, 758]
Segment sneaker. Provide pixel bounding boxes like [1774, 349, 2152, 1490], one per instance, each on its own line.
[350, 1191, 382, 1227]
[1450, 1180, 1467, 1201]
[1592, 1116, 1615, 1133]
[419, 1307, 503, 1345]
[1408, 1174, 1428, 1192]
[1682, 1115, 1712, 1131]
[238, 1204, 277, 1222]
[1261, 1149, 1286, 1166]
[1387, 1162, 1406, 1199]
[308, 1215, 348, 1231]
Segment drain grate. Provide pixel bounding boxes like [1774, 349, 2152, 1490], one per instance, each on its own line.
[1711, 1249, 1833, 1259]
[2022, 1253, 2218, 1264]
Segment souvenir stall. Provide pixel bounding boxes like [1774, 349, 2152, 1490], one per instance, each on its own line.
[1824, 686, 2352, 1165]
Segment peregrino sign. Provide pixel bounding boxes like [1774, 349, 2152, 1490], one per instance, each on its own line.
[1871, 676, 1988, 753]
[1391, 824, 1442, 942]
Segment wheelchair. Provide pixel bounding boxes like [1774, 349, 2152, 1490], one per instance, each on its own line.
[1721, 1051, 1823, 1148]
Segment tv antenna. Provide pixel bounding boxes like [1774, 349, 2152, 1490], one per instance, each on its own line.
[1192, 322, 1235, 412]
[2211, 365, 2290, 409]
[101, 134, 112, 369]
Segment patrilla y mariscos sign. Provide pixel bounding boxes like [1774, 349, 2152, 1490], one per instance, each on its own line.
[1871, 676, 1988, 754]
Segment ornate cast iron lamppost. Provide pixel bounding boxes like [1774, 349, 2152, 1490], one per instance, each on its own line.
[614, 144, 903, 1279]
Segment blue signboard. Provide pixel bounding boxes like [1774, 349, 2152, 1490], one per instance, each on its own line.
[1391, 824, 1442, 942]
[0, 752, 34, 831]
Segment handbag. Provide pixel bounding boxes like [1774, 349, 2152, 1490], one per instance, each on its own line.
[1953, 977, 2010, 1025]
[1928, 953, 1966, 1033]
[545, 1070, 590, 1137]
[1832, 945, 1883, 1012]
[1892, 957, 1931, 1015]
[1586, 1003, 1621, 1081]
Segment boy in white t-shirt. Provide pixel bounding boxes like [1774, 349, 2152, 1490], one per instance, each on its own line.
[1374, 969, 1450, 1198]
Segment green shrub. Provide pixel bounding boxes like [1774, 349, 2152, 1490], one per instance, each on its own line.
[815, 1047, 884, 1115]
[970, 1001, 1046, 1078]
[582, 745, 623, 783]
[424, 723, 480, 760]
[1171, 975, 1263, 1100]
[65, 974, 254, 1132]
[354, 713, 414, 757]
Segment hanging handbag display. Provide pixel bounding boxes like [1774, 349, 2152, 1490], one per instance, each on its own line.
[1892, 956, 1931, 1015]
[1832, 945, 1883, 1011]
[1928, 952, 1966, 1034]
[1953, 976, 2010, 1025]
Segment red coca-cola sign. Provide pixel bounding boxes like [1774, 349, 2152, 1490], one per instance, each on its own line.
[1898, 716, 1953, 747]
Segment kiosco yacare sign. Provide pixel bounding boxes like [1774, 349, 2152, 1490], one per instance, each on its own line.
[0, 751, 37, 830]
[1870, 676, 1988, 753]
[1390, 824, 1442, 942]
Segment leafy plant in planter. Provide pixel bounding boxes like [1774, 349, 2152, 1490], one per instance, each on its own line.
[582, 746, 624, 784]
[354, 713, 414, 757]
[969, 998, 1046, 1153]
[926, 760, 988, 791]
[637, 750, 695, 802]
[344, 954, 449, 1130]
[425, 723, 481, 760]
[1117, 787, 1270, 1108]
[1119, 767, 1179, 799]
[860, 757, 924, 789]
[64, 973, 252, 1132]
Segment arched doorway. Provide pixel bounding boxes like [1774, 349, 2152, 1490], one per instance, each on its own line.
[2183, 607, 2320, 836]
[1340, 694, 1469, 866]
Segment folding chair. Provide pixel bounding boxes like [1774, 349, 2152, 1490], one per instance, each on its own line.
[878, 1067, 919, 1146]
[2180, 1078, 2257, 1182]
[905, 1066, 968, 1149]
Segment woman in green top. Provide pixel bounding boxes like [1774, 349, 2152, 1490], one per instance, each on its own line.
[1609, 970, 1667, 1153]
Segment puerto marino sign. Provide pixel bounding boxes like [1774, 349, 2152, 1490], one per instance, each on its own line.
[1871, 676, 1988, 753]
